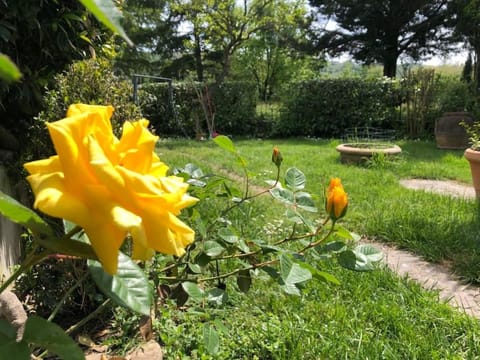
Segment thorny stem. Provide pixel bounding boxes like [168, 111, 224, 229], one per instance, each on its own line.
[65, 298, 111, 335]
[47, 271, 90, 322]
[299, 221, 336, 253]
[157, 222, 335, 284]
[158, 258, 279, 283]
[206, 165, 281, 234]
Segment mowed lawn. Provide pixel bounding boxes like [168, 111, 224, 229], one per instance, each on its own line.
[147, 138, 480, 359]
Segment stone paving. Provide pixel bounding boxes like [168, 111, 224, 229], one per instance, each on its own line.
[375, 179, 480, 318]
[368, 239, 480, 318]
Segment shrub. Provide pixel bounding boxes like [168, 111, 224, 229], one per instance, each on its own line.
[275, 78, 401, 138]
[138, 81, 198, 137]
[138, 81, 258, 137]
[434, 76, 478, 114]
[24, 58, 143, 162]
[401, 68, 437, 138]
[213, 81, 257, 136]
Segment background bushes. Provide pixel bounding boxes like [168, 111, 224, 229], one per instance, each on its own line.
[25, 58, 142, 162]
[134, 71, 480, 140]
[275, 78, 402, 138]
[138, 81, 258, 137]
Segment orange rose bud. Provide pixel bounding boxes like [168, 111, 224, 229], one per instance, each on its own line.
[325, 178, 348, 221]
[272, 146, 283, 168]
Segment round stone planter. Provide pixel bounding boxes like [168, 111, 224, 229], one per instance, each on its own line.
[336, 143, 402, 164]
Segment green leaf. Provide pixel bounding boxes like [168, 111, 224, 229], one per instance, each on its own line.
[182, 282, 204, 302]
[338, 248, 379, 271]
[207, 288, 227, 306]
[204, 240, 225, 257]
[334, 224, 355, 240]
[79, 0, 133, 46]
[285, 208, 303, 223]
[237, 269, 252, 293]
[261, 266, 280, 279]
[279, 254, 312, 285]
[260, 244, 282, 254]
[23, 316, 83, 360]
[184, 163, 204, 179]
[195, 217, 207, 238]
[317, 240, 347, 253]
[194, 252, 211, 267]
[285, 167, 306, 191]
[203, 324, 220, 355]
[315, 270, 341, 285]
[355, 244, 383, 263]
[338, 249, 357, 270]
[296, 261, 341, 285]
[280, 282, 301, 296]
[269, 187, 294, 205]
[0, 54, 21, 82]
[218, 228, 239, 244]
[295, 192, 317, 212]
[0, 340, 30, 360]
[88, 252, 152, 315]
[175, 164, 206, 187]
[188, 263, 202, 274]
[236, 239, 250, 253]
[187, 178, 207, 187]
[58, 221, 98, 259]
[0, 319, 16, 340]
[213, 135, 236, 153]
[0, 191, 53, 236]
[0, 319, 30, 360]
[63, 220, 88, 243]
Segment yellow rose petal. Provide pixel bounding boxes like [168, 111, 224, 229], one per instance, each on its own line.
[24, 156, 62, 174]
[26, 172, 89, 225]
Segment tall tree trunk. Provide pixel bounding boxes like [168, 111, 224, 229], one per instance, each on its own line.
[383, 51, 399, 78]
[194, 29, 203, 82]
[474, 47, 480, 94]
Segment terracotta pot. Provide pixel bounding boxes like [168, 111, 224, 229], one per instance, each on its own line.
[435, 112, 474, 149]
[336, 143, 402, 164]
[464, 148, 480, 197]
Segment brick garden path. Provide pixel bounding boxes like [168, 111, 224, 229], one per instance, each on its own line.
[381, 179, 480, 318]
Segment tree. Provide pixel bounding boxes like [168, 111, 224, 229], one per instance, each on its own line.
[231, 0, 316, 101]
[453, 0, 480, 92]
[174, 0, 278, 85]
[308, 0, 456, 77]
[116, 0, 187, 77]
[0, 0, 106, 137]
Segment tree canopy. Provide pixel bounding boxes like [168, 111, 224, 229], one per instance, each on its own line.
[453, 0, 480, 91]
[308, 0, 457, 77]
[0, 0, 106, 136]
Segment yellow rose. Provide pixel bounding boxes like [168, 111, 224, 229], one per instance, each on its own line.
[24, 104, 198, 274]
[325, 178, 348, 221]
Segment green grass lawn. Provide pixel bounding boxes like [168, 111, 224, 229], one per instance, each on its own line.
[148, 138, 480, 359]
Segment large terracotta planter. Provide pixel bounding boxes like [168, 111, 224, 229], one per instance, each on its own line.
[464, 148, 480, 198]
[336, 143, 402, 164]
[435, 112, 474, 149]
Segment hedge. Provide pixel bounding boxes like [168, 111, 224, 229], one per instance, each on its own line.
[275, 78, 402, 138]
[138, 81, 257, 137]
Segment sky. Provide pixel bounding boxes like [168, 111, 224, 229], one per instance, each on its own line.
[421, 51, 468, 66]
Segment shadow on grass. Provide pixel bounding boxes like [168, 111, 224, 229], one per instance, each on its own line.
[399, 140, 466, 162]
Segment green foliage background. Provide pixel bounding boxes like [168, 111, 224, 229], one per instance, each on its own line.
[275, 78, 402, 137]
